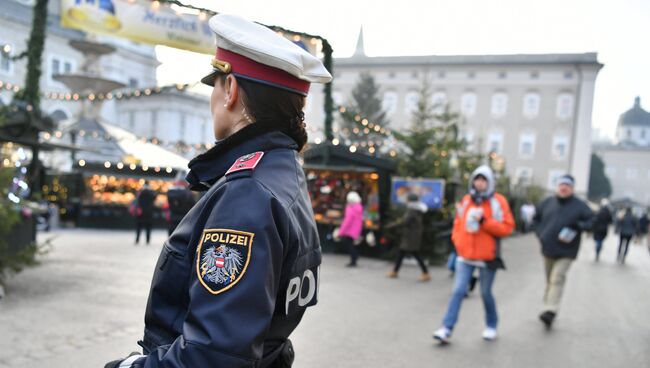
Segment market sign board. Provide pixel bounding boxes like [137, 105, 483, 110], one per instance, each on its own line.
[60, 0, 215, 54]
[391, 177, 445, 210]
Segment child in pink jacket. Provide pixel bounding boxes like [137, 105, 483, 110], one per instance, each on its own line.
[339, 191, 364, 267]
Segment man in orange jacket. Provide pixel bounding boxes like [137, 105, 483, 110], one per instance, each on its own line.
[433, 165, 514, 343]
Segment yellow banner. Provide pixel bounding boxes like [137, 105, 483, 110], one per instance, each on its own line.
[60, 0, 215, 54]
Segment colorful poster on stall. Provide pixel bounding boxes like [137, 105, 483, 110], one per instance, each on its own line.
[60, 0, 215, 54]
[391, 177, 445, 210]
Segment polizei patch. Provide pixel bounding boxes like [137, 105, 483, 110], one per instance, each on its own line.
[196, 229, 254, 295]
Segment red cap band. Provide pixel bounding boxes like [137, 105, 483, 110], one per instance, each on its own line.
[216, 49, 310, 95]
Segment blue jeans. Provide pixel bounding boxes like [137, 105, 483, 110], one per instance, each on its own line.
[442, 260, 498, 330]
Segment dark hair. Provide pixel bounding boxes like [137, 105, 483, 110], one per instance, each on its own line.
[217, 75, 308, 150]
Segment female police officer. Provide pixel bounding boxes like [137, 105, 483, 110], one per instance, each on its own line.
[105, 14, 331, 368]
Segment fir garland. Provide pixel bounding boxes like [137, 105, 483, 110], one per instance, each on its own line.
[13, 0, 49, 109]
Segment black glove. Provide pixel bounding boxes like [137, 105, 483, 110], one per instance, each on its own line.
[105, 352, 143, 368]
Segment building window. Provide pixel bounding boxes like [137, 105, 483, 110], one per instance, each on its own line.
[552, 135, 569, 160]
[556, 93, 574, 120]
[388, 71, 395, 79]
[464, 130, 475, 150]
[1, 43, 14, 75]
[411, 71, 419, 79]
[468, 71, 476, 79]
[530, 71, 539, 79]
[548, 170, 565, 189]
[626, 168, 638, 179]
[128, 78, 139, 88]
[515, 167, 533, 185]
[437, 71, 446, 79]
[487, 131, 504, 154]
[498, 71, 507, 79]
[129, 111, 135, 131]
[460, 92, 477, 116]
[382, 91, 398, 115]
[431, 91, 447, 115]
[48, 55, 75, 85]
[626, 129, 631, 139]
[179, 114, 186, 141]
[564, 71, 574, 80]
[642, 130, 647, 139]
[404, 90, 419, 114]
[522, 92, 541, 118]
[519, 133, 536, 157]
[491, 92, 508, 117]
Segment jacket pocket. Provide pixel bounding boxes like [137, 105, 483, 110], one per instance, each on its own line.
[147, 243, 191, 336]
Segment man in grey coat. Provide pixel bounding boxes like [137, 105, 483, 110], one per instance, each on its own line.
[533, 175, 593, 329]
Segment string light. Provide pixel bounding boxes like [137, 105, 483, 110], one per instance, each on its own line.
[78, 159, 86, 167]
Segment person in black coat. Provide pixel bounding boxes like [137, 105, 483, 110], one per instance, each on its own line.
[533, 175, 593, 329]
[615, 208, 638, 264]
[166, 182, 196, 235]
[135, 181, 156, 245]
[592, 199, 613, 262]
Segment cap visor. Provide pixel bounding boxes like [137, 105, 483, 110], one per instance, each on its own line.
[200, 70, 219, 86]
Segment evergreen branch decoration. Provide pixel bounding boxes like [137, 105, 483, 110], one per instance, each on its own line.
[13, 0, 49, 108]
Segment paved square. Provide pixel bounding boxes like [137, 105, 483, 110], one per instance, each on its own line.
[1, 229, 649, 367]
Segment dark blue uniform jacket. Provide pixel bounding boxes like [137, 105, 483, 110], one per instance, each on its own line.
[132, 125, 322, 367]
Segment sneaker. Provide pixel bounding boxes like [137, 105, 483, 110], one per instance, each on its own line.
[432, 327, 452, 344]
[345, 263, 357, 268]
[386, 271, 398, 278]
[418, 273, 431, 282]
[482, 327, 497, 341]
[539, 311, 556, 329]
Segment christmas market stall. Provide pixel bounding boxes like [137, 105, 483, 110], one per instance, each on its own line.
[302, 143, 396, 254]
[44, 118, 189, 228]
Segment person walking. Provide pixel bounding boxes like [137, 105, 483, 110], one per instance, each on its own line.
[432, 165, 515, 343]
[616, 208, 638, 264]
[165, 181, 196, 235]
[520, 201, 536, 233]
[534, 174, 593, 329]
[135, 181, 156, 245]
[386, 193, 431, 281]
[338, 191, 364, 267]
[592, 199, 613, 262]
[105, 14, 331, 368]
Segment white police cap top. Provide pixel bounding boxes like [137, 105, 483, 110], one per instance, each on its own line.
[201, 14, 332, 95]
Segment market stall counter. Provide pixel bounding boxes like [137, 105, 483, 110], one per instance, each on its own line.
[303, 143, 396, 256]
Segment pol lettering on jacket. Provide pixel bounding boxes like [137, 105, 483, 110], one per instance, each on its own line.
[285, 267, 320, 315]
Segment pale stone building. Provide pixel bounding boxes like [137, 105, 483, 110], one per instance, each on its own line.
[594, 97, 650, 203]
[0, 0, 212, 158]
[306, 32, 603, 195]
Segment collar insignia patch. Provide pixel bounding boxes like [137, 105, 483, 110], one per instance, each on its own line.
[225, 151, 264, 175]
[196, 229, 254, 295]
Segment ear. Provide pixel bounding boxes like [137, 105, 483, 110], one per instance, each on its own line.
[224, 75, 239, 110]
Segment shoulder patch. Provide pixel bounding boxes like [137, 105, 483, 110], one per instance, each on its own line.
[196, 229, 254, 295]
[226, 151, 265, 175]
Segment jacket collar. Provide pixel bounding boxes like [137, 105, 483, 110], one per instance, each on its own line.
[186, 123, 298, 191]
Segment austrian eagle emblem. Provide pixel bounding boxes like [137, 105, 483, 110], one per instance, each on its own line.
[196, 229, 254, 294]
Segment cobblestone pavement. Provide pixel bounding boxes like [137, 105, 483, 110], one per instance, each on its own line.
[1, 229, 649, 367]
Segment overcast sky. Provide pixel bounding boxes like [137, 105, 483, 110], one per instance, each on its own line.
[156, 0, 650, 138]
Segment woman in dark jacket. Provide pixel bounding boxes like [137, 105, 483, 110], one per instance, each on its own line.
[592, 199, 613, 262]
[616, 208, 638, 264]
[386, 193, 430, 281]
[105, 14, 331, 368]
